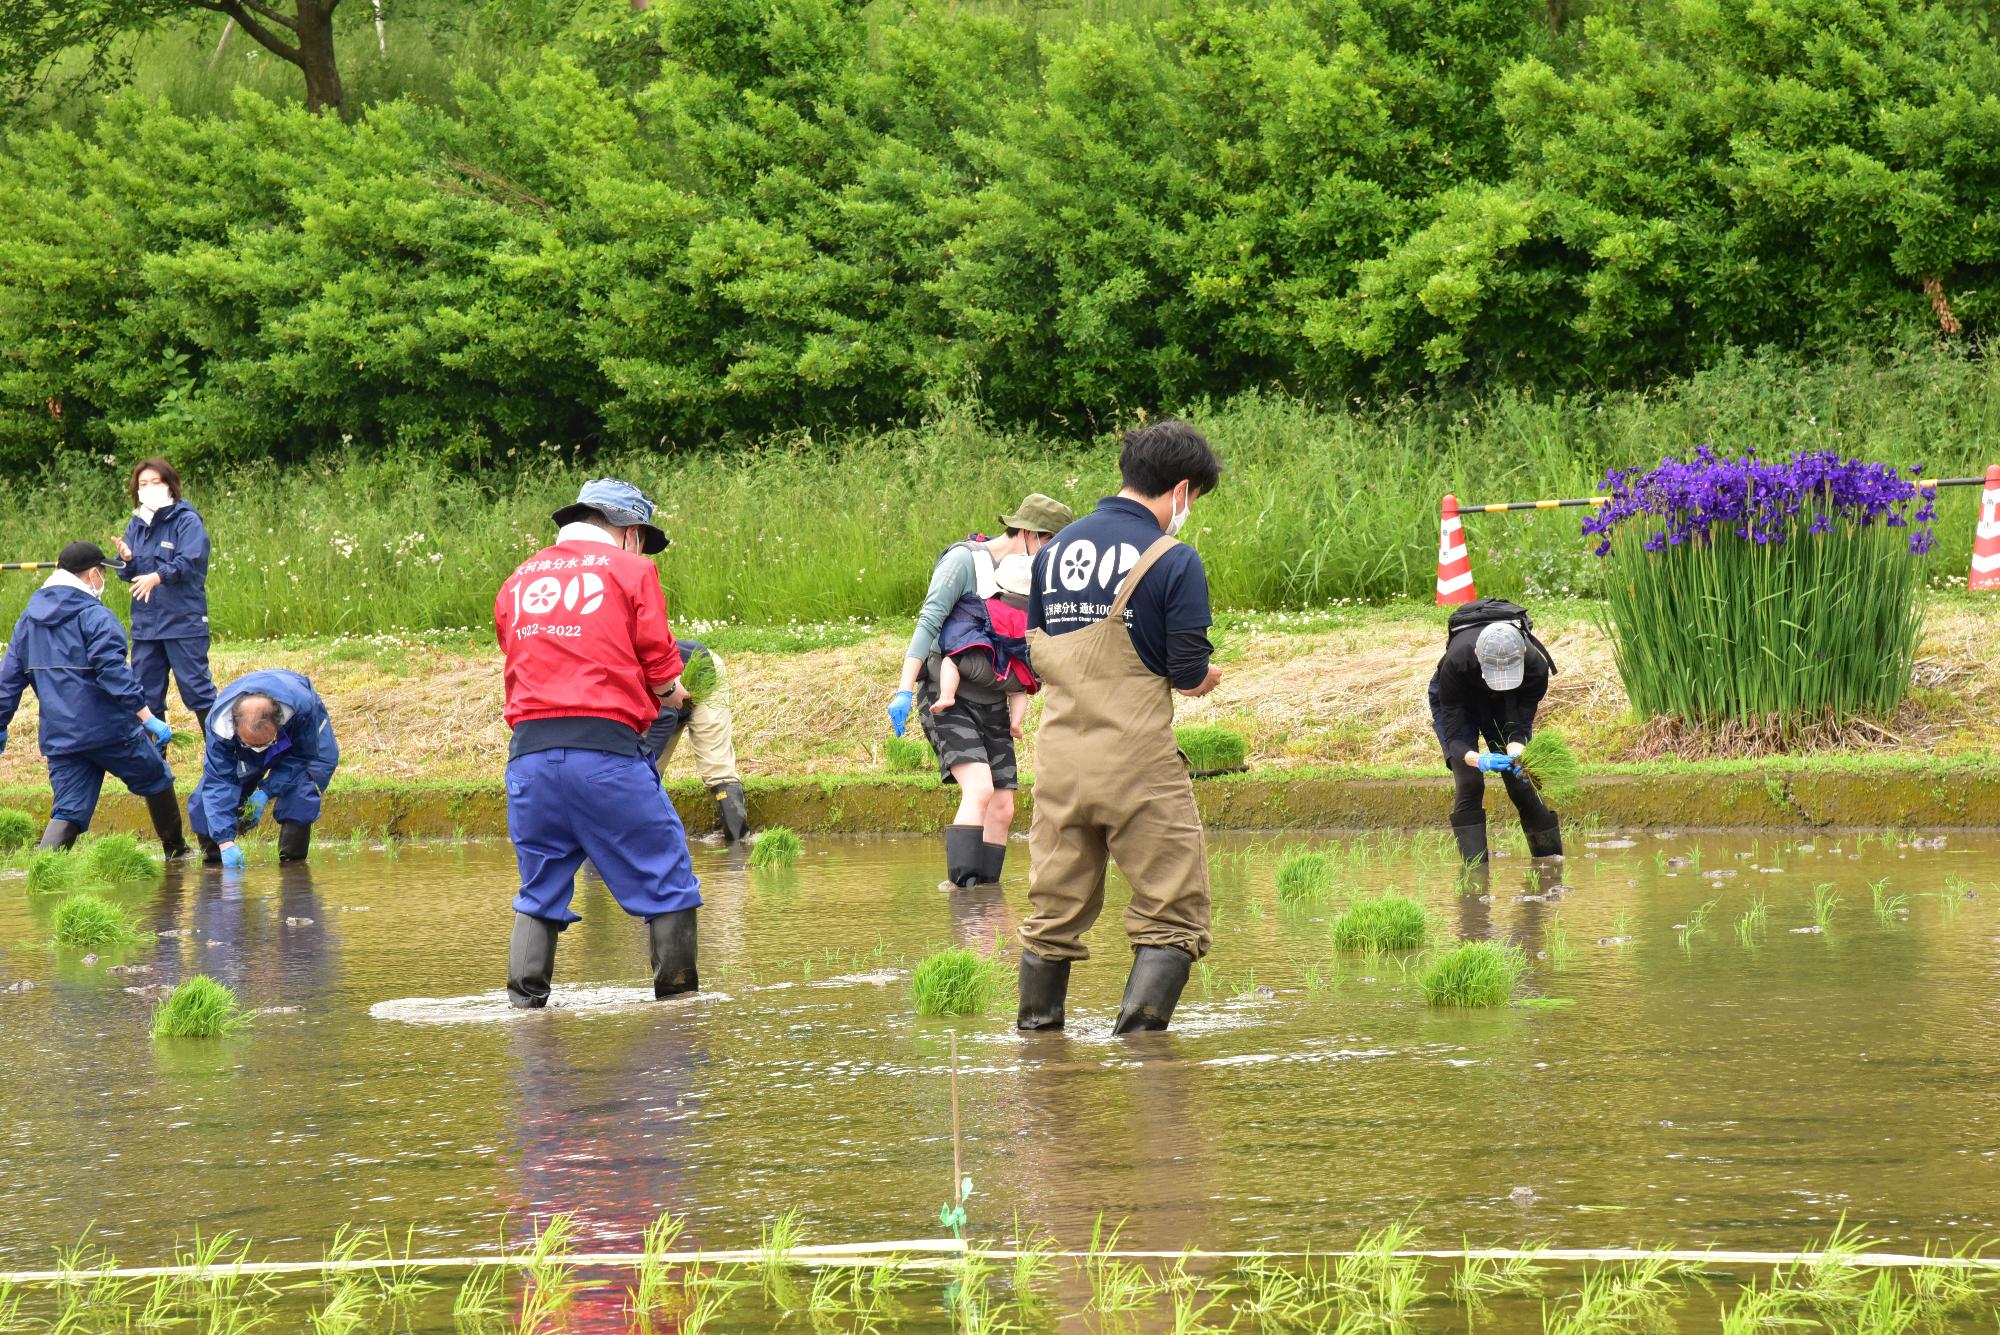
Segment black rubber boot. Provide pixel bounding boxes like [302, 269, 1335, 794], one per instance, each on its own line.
[1111, 945, 1194, 1035]
[194, 709, 210, 742]
[507, 913, 560, 1010]
[1524, 811, 1564, 859]
[1452, 816, 1489, 866]
[196, 832, 222, 865]
[145, 790, 188, 859]
[977, 840, 1006, 888]
[36, 819, 82, 851]
[711, 782, 751, 843]
[648, 908, 700, 998]
[1016, 950, 1070, 1031]
[277, 821, 312, 863]
[940, 824, 984, 890]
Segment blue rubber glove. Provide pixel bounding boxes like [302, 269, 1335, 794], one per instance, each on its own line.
[220, 843, 247, 871]
[143, 716, 173, 749]
[887, 690, 914, 738]
[0, 726, 8, 756]
[241, 788, 270, 831]
[1476, 752, 1519, 773]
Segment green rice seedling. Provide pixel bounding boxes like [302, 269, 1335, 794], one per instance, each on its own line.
[1234, 1252, 1331, 1327]
[1851, 1270, 1918, 1335]
[515, 1213, 593, 1333]
[0, 809, 35, 852]
[1810, 883, 1841, 930]
[51, 891, 141, 949]
[911, 946, 1003, 1017]
[679, 651, 721, 702]
[1195, 960, 1216, 999]
[25, 849, 88, 895]
[1331, 892, 1429, 950]
[1687, 900, 1718, 933]
[1688, 844, 1704, 874]
[308, 1280, 371, 1335]
[1176, 724, 1247, 773]
[1085, 1217, 1160, 1314]
[1008, 1218, 1059, 1309]
[1452, 1244, 1549, 1310]
[0, 1283, 21, 1330]
[675, 1265, 750, 1335]
[759, 1209, 806, 1306]
[1736, 896, 1769, 946]
[1869, 880, 1909, 923]
[882, 735, 935, 773]
[1164, 1268, 1234, 1335]
[1717, 1278, 1805, 1335]
[1420, 942, 1527, 1008]
[151, 975, 249, 1038]
[1611, 910, 1633, 942]
[1542, 1259, 1677, 1335]
[82, 833, 162, 884]
[1275, 847, 1334, 903]
[1333, 1220, 1430, 1325]
[1935, 877, 1969, 919]
[751, 827, 804, 869]
[631, 1211, 689, 1321]
[1518, 730, 1582, 807]
[1772, 1216, 1877, 1313]
[449, 1265, 506, 1329]
[1909, 1239, 1992, 1316]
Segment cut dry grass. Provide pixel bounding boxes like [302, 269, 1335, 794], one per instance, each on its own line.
[1419, 941, 1526, 1007]
[151, 976, 250, 1038]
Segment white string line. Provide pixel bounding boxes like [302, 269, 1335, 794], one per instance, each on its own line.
[5, 1242, 1997, 1286]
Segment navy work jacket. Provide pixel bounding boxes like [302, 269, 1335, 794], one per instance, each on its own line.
[196, 669, 339, 841]
[118, 501, 212, 640]
[0, 585, 149, 755]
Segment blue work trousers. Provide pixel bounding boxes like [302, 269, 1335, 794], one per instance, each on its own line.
[506, 747, 702, 924]
[187, 752, 326, 839]
[132, 636, 217, 722]
[49, 732, 175, 828]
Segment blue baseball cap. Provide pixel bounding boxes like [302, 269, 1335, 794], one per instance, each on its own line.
[551, 478, 670, 554]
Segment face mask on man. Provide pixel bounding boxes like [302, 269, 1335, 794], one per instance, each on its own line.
[136, 483, 173, 513]
[1165, 482, 1192, 538]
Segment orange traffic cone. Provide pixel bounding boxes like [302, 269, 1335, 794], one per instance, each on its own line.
[1435, 494, 1476, 606]
[1972, 464, 2000, 592]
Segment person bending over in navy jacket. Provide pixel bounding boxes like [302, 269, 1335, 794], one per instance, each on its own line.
[189, 670, 340, 870]
[112, 458, 216, 738]
[0, 543, 185, 855]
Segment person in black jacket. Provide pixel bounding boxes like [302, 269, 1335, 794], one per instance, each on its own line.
[1428, 609, 1560, 864]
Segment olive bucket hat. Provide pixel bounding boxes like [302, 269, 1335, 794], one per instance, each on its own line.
[552, 478, 670, 555]
[999, 493, 1074, 536]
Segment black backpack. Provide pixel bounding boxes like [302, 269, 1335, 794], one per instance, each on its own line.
[1446, 599, 1558, 676]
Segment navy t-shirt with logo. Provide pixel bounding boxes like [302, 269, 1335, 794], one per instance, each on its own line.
[1028, 497, 1214, 691]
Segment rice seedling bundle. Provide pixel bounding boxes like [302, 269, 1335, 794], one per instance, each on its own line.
[1274, 848, 1333, 903]
[51, 892, 141, 949]
[151, 976, 249, 1038]
[26, 849, 91, 894]
[1176, 725, 1247, 774]
[750, 826, 803, 868]
[1419, 941, 1526, 1007]
[1584, 448, 1931, 733]
[679, 649, 722, 702]
[882, 735, 935, 773]
[84, 833, 163, 885]
[0, 808, 35, 852]
[911, 947, 1002, 1016]
[1517, 729, 1581, 806]
[1331, 892, 1429, 950]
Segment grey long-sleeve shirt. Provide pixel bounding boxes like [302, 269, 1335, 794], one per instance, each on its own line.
[904, 544, 981, 662]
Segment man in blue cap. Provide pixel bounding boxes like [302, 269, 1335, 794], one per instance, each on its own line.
[494, 478, 702, 1009]
[188, 669, 340, 868]
[0, 542, 184, 854]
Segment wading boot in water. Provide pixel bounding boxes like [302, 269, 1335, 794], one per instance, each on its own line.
[940, 824, 984, 890]
[277, 821, 312, 863]
[1452, 816, 1489, 866]
[976, 840, 1007, 888]
[146, 790, 188, 860]
[711, 782, 751, 844]
[36, 819, 82, 852]
[507, 913, 560, 1009]
[1016, 950, 1070, 1031]
[1524, 812, 1563, 859]
[648, 908, 700, 998]
[1111, 945, 1194, 1035]
[196, 833, 223, 865]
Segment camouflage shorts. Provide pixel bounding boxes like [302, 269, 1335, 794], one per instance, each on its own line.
[917, 678, 1018, 791]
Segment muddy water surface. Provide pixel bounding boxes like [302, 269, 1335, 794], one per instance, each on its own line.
[1, 830, 1997, 1285]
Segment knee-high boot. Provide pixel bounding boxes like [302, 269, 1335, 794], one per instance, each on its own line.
[507, 913, 560, 1009]
[1111, 945, 1194, 1035]
[146, 790, 188, 859]
[277, 821, 312, 863]
[36, 819, 82, 851]
[647, 908, 700, 998]
[1016, 950, 1070, 1031]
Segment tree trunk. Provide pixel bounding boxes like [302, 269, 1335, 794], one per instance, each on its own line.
[295, 1, 344, 116]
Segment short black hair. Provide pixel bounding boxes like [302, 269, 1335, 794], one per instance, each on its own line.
[1119, 419, 1222, 498]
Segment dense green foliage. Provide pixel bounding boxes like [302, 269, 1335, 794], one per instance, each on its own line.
[0, 351, 1992, 637]
[882, 736, 936, 774]
[2, 0, 1998, 472]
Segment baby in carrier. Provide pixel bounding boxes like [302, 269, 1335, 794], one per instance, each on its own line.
[931, 552, 1039, 738]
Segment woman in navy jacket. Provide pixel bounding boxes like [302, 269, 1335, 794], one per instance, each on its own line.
[112, 458, 216, 736]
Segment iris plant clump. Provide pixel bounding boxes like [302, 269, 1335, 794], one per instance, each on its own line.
[1583, 448, 1930, 731]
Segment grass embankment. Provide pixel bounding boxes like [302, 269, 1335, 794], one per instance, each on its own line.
[0, 599, 1994, 793]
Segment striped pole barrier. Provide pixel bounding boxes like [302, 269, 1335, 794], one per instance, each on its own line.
[1434, 495, 1475, 606]
[1972, 464, 2000, 592]
[0, 562, 60, 571]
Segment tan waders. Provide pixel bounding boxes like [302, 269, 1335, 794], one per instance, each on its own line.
[1018, 536, 1211, 1034]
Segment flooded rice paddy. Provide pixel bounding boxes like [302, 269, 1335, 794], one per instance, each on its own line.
[1, 827, 1998, 1331]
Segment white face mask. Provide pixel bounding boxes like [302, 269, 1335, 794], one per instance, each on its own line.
[136, 483, 173, 512]
[1165, 485, 1191, 538]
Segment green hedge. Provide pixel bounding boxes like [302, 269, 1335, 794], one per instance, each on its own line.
[3, 0, 1997, 470]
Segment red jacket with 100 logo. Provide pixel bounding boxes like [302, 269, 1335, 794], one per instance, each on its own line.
[495, 539, 683, 734]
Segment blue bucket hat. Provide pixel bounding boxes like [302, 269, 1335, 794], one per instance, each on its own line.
[552, 478, 670, 554]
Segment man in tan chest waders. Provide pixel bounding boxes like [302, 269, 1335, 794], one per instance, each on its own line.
[1018, 420, 1225, 1034]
